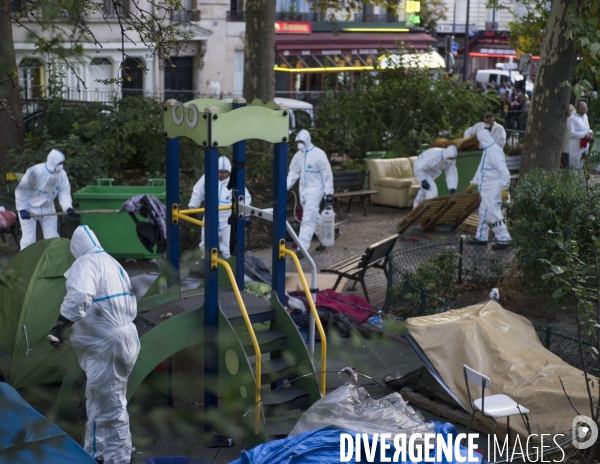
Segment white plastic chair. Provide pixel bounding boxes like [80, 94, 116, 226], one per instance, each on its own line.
[463, 364, 532, 443]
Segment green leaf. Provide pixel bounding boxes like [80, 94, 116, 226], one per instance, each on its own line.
[551, 265, 565, 275]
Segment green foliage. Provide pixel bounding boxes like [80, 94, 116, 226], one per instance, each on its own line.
[11, 96, 204, 191]
[507, 168, 600, 293]
[313, 67, 496, 159]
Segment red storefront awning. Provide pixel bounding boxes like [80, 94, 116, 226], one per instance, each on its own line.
[275, 32, 437, 56]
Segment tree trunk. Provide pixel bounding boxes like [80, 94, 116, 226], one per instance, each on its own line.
[0, 0, 25, 174]
[520, 0, 576, 173]
[243, 0, 275, 103]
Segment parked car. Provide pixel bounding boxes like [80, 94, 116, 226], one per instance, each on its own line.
[475, 69, 534, 94]
[223, 97, 314, 133]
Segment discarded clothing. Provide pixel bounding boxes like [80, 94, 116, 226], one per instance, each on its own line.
[244, 255, 272, 285]
[123, 195, 167, 254]
[0, 211, 16, 228]
[290, 289, 374, 324]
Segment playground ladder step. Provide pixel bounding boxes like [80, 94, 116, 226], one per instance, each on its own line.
[240, 330, 287, 355]
[262, 385, 309, 415]
[256, 357, 298, 385]
[220, 288, 277, 325]
[266, 414, 302, 441]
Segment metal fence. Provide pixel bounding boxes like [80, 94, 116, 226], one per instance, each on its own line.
[384, 238, 514, 319]
[383, 238, 600, 375]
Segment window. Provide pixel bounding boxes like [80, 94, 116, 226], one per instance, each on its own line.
[89, 58, 112, 90]
[19, 58, 44, 99]
[103, 0, 128, 17]
[234, 51, 244, 96]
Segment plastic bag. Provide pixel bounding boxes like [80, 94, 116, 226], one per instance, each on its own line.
[289, 382, 434, 437]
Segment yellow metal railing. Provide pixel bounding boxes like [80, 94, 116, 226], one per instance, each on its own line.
[279, 240, 327, 396]
[210, 249, 263, 429]
[171, 204, 232, 227]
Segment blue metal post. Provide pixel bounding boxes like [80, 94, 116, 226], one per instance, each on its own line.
[232, 100, 247, 290]
[204, 116, 219, 423]
[272, 142, 288, 303]
[165, 137, 180, 286]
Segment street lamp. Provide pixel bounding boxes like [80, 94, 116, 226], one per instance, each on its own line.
[463, 0, 470, 81]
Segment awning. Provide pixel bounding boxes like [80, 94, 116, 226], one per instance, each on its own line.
[276, 31, 437, 55]
[275, 31, 438, 73]
[469, 45, 540, 60]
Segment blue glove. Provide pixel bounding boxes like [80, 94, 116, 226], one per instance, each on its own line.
[450, 188, 456, 195]
[67, 208, 77, 218]
[19, 210, 31, 220]
[421, 180, 430, 190]
[325, 194, 333, 204]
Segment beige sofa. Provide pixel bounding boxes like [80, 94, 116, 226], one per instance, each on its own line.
[367, 157, 420, 208]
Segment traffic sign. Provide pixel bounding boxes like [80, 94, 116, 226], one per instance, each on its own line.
[519, 54, 532, 76]
[451, 42, 459, 54]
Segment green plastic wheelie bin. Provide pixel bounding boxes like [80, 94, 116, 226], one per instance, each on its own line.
[73, 178, 166, 259]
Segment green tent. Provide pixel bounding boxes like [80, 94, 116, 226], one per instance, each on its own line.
[0, 239, 78, 389]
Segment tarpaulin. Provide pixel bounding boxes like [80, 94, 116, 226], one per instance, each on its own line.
[406, 301, 596, 438]
[0, 381, 95, 463]
[232, 423, 481, 464]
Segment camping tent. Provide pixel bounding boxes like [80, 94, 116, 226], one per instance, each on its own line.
[0, 381, 95, 463]
[0, 239, 77, 388]
[405, 301, 595, 438]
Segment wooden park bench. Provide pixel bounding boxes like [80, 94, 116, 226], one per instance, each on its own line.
[332, 171, 378, 217]
[321, 234, 398, 302]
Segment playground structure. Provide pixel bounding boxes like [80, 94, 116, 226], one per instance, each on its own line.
[52, 98, 328, 445]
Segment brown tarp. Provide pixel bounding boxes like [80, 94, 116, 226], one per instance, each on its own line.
[406, 301, 596, 437]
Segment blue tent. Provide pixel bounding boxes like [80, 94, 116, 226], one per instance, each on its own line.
[0, 382, 95, 464]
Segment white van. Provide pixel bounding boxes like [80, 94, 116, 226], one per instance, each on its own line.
[222, 97, 314, 131]
[475, 69, 534, 94]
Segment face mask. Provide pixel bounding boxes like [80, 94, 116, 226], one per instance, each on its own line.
[55, 164, 64, 173]
[297, 143, 306, 152]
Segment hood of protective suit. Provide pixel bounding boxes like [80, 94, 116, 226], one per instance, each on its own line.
[442, 145, 457, 160]
[218, 156, 232, 172]
[70, 225, 103, 259]
[46, 149, 65, 173]
[477, 129, 495, 149]
[295, 129, 314, 152]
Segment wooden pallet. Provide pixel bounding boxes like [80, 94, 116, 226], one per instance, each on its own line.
[397, 192, 481, 233]
[457, 212, 479, 235]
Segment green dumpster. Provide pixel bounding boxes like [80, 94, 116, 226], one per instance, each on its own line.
[435, 150, 483, 195]
[73, 178, 166, 259]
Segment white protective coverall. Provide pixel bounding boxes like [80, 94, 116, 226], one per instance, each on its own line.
[188, 156, 252, 258]
[471, 130, 511, 243]
[463, 121, 507, 149]
[566, 112, 593, 169]
[15, 149, 73, 249]
[61, 226, 139, 464]
[286, 129, 334, 251]
[413, 146, 458, 208]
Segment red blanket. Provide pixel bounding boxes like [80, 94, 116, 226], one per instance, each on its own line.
[316, 289, 374, 324]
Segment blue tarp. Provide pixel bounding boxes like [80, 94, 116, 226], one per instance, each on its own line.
[0, 381, 96, 464]
[231, 423, 483, 464]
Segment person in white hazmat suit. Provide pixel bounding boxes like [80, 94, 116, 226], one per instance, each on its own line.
[15, 149, 76, 250]
[566, 101, 594, 170]
[412, 145, 458, 208]
[48, 225, 140, 464]
[286, 129, 334, 257]
[463, 113, 506, 149]
[468, 130, 512, 250]
[188, 156, 252, 259]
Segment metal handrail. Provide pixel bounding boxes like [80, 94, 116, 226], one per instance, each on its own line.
[279, 240, 327, 396]
[172, 204, 233, 227]
[211, 249, 262, 430]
